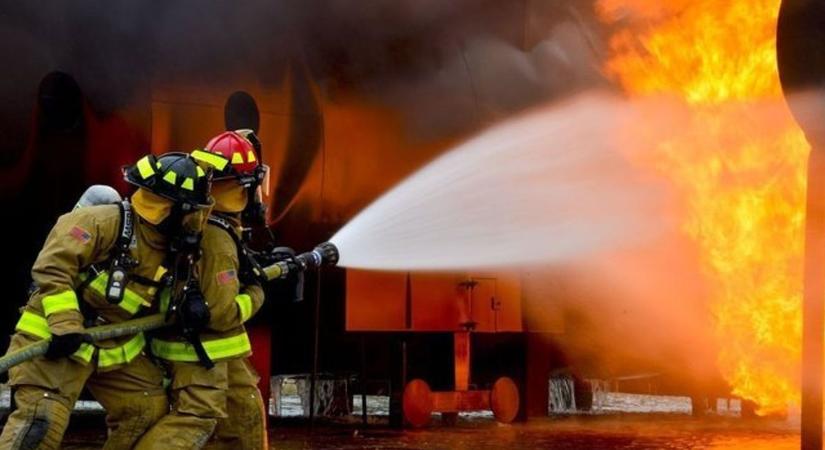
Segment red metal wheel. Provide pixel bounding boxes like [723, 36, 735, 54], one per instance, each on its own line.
[403, 378, 433, 427]
[490, 376, 519, 423]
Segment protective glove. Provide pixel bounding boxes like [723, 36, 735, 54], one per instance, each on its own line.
[45, 332, 90, 359]
[177, 281, 210, 335]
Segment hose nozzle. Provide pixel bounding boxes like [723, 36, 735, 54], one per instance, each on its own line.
[295, 241, 339, 271]
[258, 241, 339, 281]
[314, 242, 339, 266]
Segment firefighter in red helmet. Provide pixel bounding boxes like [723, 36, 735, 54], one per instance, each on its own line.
[137, 131, 268, 449]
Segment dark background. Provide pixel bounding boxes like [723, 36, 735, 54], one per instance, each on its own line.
[0, 1, 608, 394]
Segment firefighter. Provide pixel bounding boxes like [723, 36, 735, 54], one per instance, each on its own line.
[136, 132, 267, 450]
[0, 152, 213, 449]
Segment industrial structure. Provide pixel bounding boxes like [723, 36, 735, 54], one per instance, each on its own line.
[2, 1, 824, 440]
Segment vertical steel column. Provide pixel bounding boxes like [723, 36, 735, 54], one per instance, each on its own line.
[802, 149, 825, 450]
[777, 1, 825, 448]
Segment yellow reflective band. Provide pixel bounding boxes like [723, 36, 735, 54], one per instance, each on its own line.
[15, 311, 51, 340]
[42, 290, 80, 316]
[192, 150, 229, 171]
[151, 332, 251, 362]
[231, 152, 244, 164]
[72, 343, 95, 364]
[181, 177, 195, 191]
[136, 156, 155, 179]
[159, 288, 171, 314]
[98, 333, 146, 368]
[246, 151, 257, 163]
[196, 166, 206, 177]
[148, 266, 168, 297]
[154, 266, 168, 281]
[235, 294, 253, 322]
[163, 171, 177, 185]
[14, 312, 94, 364]
[87, 272, 150, 315]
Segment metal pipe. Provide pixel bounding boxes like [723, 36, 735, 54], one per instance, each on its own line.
[308, 270, 322, 427]
[361, 334, 368, 425]
[777, 1, 825, 448]
[802, 150, 825, 450]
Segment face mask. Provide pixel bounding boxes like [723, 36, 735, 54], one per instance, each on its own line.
[181, 198, 215, 234]
[154, 197, 213, 238]
[131, 189, 173, 225]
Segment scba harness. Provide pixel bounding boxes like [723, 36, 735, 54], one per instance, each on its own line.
[207, 215, 266, 285]
[77, 201, 168, 320]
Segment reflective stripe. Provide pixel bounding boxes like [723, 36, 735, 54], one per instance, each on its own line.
[151, 332, 251, 362]
[42, 290, 80, 316]
[73, 343, 95, 363]
[163, 171, 177, 185]
[246, 151, 257, 163]
[231, 152, 244, 164]
[235, 294, 253, 322]
[98, 333, 146, 368]
[147, 266, 168, 298]
[181, 177, 194, 191]
[15, 311, 51, 339]
[15, 311, 94, 363]
[159, 288, 171, 314]
[86, 272, 149, 315]
[137, 156, 155, 179]
[192, 150, 229, 171]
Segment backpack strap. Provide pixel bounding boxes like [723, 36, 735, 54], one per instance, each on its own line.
[207, 215, 264, 284]
[103, 200, 138, 304]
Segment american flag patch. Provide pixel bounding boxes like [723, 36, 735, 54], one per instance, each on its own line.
[216, 269, 237, 285]
[69, 226, 92, 244]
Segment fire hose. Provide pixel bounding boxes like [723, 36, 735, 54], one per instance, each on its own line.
[0, 242, 339, 374]
[0, 313, 169, 374]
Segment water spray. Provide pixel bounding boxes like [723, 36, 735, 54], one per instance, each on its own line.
[331, 93, 669, 271]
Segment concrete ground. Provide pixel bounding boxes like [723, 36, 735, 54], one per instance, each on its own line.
[58, 415, 798, 449]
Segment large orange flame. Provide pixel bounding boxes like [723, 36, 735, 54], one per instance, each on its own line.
[597, 0, 810, 414]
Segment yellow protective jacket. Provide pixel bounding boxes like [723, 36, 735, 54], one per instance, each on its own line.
[150, 213, 265, 364]
[16, 203, 170, 371]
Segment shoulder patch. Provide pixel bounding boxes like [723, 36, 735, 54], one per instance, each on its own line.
[216, 269, 238, 286]
[69, 226, 93, 245]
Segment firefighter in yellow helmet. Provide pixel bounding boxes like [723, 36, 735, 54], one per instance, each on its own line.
[0, 152, 213, 450]
[136, 132, 268, 450]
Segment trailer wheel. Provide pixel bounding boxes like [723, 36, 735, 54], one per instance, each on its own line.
[490, 377, 519, 423]
[402, 379, 433, 427]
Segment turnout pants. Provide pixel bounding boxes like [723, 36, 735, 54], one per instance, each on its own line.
[0, 332, 168, 450]
[135, 361, 229, 450]
[204, 358, 267, 450]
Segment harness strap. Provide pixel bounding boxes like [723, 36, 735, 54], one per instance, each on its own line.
[207, 215, 262, 284]
[103, 201, 136, 304]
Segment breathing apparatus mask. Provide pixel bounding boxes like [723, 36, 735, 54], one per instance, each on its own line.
[133, 188, 213, 244]
[241, 165, 269, 226]
[234, 129, 269, 225]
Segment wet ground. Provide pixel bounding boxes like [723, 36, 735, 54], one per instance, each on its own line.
[60, 415, 798, 449]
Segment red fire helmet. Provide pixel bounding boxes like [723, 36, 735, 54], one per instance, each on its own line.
[203, 131, 259, 177]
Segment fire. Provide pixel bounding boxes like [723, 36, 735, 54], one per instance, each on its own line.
[597, 0, 810, 414]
